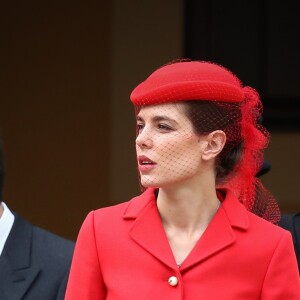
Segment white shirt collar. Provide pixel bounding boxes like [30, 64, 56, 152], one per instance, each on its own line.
[0, 202, 15, 255]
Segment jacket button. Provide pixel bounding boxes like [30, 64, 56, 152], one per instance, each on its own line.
[168, 276, 178, 286]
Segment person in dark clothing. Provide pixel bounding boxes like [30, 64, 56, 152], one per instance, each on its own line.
[279, 213, 300, 272]
[0, 140, 75, 300]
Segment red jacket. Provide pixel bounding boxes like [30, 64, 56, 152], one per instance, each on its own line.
[65, 188, 300, 299]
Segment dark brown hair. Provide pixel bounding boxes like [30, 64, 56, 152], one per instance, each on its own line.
[183, 100, 244, 184]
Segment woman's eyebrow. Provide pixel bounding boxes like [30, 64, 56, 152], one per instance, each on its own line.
[152, 116, 178, 125]
[137, 114, 178, 124]
[136, 115, 143, 122]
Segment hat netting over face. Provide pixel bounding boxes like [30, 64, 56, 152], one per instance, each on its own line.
[131, 60, 280, 224]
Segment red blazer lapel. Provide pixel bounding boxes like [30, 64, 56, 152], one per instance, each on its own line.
[180, 208, 235, 271]
[124, 188, 176, 269]
[123, 188, 250, 271]
[181, 189, 250, 270]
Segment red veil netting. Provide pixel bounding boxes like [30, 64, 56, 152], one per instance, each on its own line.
[223, 86, 280, 223]
[131, 60, 280, 224]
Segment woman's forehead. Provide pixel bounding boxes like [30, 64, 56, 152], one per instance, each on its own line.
[137, 102, 186, 118]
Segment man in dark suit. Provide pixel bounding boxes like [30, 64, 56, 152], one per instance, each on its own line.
[0, 142, 74, 299]
[279, 213, 300, 272]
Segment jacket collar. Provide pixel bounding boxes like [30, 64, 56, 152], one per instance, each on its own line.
[218, 188, 249, 230]
[123, 188, 249, 270]
[122, 188, 156, 219]
[123, 188, 249, 229]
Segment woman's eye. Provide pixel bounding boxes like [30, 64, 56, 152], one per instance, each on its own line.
[158, 124, 172, 131]
[137, 123, 144, 132]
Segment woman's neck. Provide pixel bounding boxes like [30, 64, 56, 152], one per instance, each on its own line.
[156, 180, 220, 234]
[156, 179, 221, 266]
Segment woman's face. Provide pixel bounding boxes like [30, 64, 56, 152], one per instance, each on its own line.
[136, 103, 205, 188]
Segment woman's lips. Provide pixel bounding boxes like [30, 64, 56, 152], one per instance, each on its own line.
[138, 155, 156, 172]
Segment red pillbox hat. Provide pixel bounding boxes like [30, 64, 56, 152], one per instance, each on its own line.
[130, 61, 244, 105]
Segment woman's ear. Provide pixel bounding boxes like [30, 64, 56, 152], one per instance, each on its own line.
[201, 130, 226, 161]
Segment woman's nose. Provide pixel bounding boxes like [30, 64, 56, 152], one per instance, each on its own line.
[136, 128, 153, 148]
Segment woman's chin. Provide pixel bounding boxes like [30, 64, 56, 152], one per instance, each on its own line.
[141, 179, 173, 189]
[141, 182, 158, 188]
[140, 178, 160, 188]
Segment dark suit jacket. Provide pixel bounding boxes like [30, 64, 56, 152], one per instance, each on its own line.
[0, 213, 74, 300]
[279, 213, 300, 272]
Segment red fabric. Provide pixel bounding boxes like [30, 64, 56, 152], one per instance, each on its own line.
[65, 188, 300, 300]
[222, 87, 280, 223]
[130, 61, 244, 105]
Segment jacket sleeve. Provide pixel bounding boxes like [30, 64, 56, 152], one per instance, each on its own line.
[261, 230, 300, 299]
[65, 211, 106, 300]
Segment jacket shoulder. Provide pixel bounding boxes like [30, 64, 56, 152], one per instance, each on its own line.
[90, 190, 155, 225]
[32, 225, 75, 258]
[90, 200, 131, 225]
[247, 211, 293, 244]
[13, 213, 74, 265]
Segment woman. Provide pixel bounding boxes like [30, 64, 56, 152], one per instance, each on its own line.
[65, 60, 300, 299]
